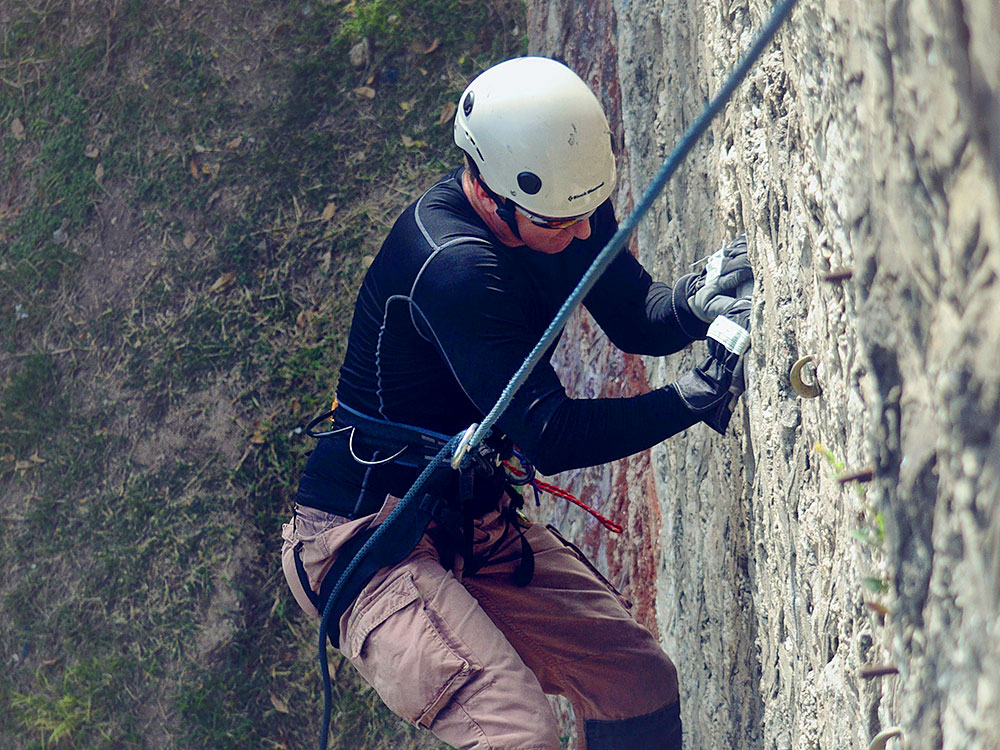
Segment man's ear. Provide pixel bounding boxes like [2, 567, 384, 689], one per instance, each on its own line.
[470, 174, 497, 209]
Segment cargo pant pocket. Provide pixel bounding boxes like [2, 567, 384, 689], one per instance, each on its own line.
[343, 569, 481, 728]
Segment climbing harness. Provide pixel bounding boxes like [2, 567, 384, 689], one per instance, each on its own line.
[305, 399, 454, 469]
[309, 402, 530, 750]
[311, 1, 798, 746]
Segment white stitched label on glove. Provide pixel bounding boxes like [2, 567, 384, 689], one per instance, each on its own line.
[707, 315, 751, 355]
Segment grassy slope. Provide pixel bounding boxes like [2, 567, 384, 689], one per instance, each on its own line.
[0, 1, 525, 747]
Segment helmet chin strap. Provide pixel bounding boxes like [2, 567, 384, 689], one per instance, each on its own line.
[494, 200, 521, 241]
[474, 173, 521, 241]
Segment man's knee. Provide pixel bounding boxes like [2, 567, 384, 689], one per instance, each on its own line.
[575, 641, 679, 720]
[620, 645, 679, 713]
[650, 649, 679, 706]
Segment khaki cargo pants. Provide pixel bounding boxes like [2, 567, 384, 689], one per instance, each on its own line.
[281, 496, 679, 750]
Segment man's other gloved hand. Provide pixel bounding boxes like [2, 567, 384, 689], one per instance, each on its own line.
[689, 234, 754, 323]
[671, 297, 751, 434]
[706, 296, 749, 371]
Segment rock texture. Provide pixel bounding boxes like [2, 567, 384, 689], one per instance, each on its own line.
[528, 1, 1000, 748]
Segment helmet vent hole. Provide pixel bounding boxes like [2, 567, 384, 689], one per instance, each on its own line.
[463, 92, 475, 117]
[516, 171, 542, 195]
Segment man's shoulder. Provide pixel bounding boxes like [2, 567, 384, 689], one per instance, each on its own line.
[407, 169, 496, 253]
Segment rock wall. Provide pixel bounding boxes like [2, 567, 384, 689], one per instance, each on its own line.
[528, 1, 1000, 748]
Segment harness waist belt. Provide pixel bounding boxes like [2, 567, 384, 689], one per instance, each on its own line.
[333, 402, 452, 468]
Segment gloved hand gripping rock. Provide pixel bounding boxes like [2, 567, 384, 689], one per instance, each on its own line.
[671, 296, 751, 434]
[675, 234, 755, 325]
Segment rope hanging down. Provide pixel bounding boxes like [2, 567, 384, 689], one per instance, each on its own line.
[456, 0, 799, 464]
[318, 434, 463, 750]
[315, 1, 797, 747]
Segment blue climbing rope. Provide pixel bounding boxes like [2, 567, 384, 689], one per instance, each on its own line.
[316, 0, 797, 746]
[463, 0, 799, 457]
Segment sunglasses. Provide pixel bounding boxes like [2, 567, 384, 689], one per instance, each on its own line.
[514, 204, 596, 230]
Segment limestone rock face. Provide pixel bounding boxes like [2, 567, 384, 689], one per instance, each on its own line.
[527, 1, 1000, 748]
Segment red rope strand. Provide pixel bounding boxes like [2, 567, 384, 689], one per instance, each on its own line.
[503, 461, 623, 534]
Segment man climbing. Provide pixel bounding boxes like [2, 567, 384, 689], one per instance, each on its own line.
[281, 56, 752, 749]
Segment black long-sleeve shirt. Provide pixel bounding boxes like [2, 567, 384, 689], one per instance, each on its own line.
[295, 168, 706, 515]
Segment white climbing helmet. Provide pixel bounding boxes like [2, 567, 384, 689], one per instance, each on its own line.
[453, 57, 616, 219]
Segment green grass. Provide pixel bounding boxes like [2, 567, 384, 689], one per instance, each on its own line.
[1, 44, 100, 348]
[0, 0, 526, 747]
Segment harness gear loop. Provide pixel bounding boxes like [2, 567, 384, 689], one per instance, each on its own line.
[504, 452, 536, 487]
[348, 428, 408, 466]
[305, 409, 351, 439]
[328, 401, 454, 469]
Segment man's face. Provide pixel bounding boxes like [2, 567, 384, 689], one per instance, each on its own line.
[515, 210, 593, 254]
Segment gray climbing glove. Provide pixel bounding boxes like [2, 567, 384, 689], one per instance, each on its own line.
[671, 297, 751, 434]
[688, 234, 754, 323]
